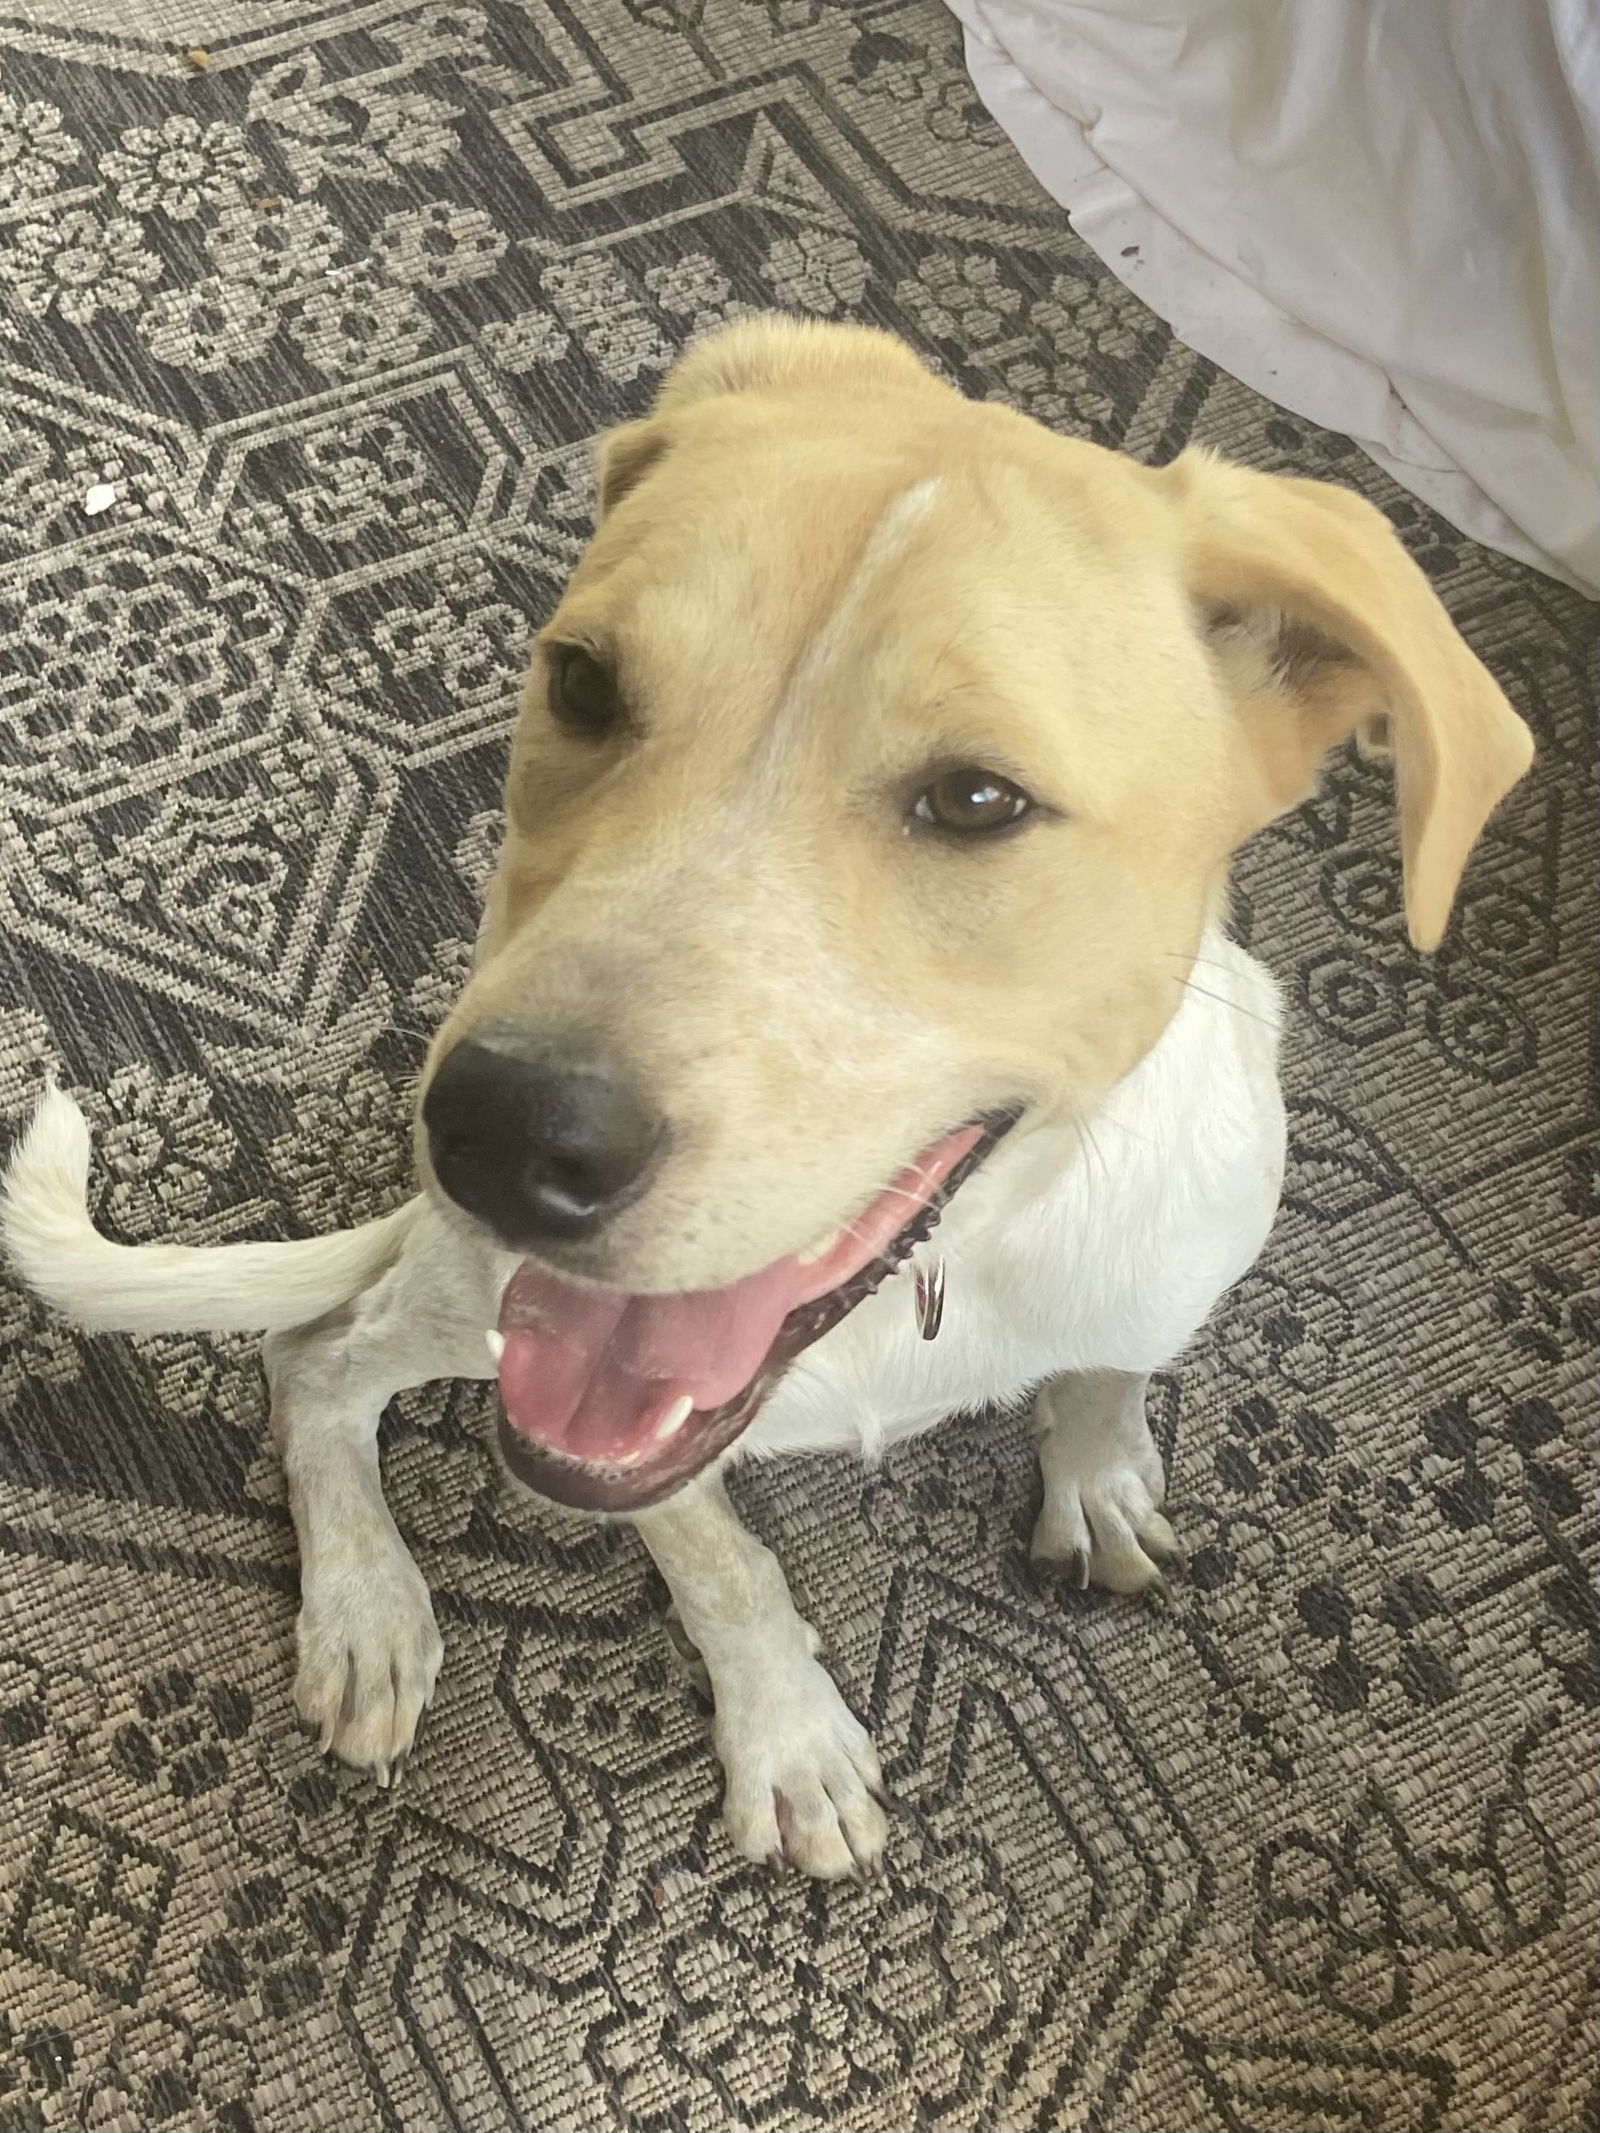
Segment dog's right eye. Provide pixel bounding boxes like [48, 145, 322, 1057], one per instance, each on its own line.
[911, 766, 1035, 838]
[547, 644, 622, 741]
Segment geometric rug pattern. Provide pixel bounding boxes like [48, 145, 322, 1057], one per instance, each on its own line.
[1, 3, 1594, 2125]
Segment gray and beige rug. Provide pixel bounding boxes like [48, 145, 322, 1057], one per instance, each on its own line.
[0, 4, 1594, 2128]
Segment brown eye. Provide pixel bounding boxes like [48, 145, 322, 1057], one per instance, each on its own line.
[546, 643, 621, 740]
[912, 766, 1034, 837]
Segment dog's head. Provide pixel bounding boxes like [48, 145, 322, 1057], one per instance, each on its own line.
[417, 317, 1531, 1509]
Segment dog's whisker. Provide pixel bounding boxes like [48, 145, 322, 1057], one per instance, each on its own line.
[1162, 948, 1266, 984]
[870, 1172, 941, 1208]
[1070, 1111, 1115, 1185]
[855, 1153, 961, 1214]
[368, 1020, 435, 1062]
[1081, 1114, 1110, 1180]
[1171, 975, 1279, 1031]
[1084, 1104, 1148, 1146]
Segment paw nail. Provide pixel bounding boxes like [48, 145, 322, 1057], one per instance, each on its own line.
[1069, 1548, 1091, 1591]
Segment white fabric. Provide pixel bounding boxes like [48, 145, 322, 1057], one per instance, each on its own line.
[947, 0, 1600, 596]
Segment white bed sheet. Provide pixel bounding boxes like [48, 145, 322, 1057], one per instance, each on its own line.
[947, 0, 1599, 595]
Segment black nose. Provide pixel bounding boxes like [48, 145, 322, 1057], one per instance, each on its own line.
[422, 1037, 665, 1247]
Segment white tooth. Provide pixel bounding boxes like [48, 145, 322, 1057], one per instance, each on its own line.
[485, 1329, 506, 1365]
[796, 1227, 841, 1268]
[652, 1393, 694, 1442]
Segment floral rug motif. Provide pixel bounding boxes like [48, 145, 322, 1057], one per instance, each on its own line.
[0, 4, 1595, 2129]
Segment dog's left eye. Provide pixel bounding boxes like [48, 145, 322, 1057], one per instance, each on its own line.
[547, 643, 623, 741]
[911, 767, 1034, 837]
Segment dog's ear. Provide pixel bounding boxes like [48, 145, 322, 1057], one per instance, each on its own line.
[1158, 450, 1534, 951]
[593, 420, 665, 518]
[593, 316, 941, 520]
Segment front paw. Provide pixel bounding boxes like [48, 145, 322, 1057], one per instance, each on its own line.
[1031, 1457, 1180, 1596]
[711, 1631, 888, 1881]
[293, 1548, 442, 1785]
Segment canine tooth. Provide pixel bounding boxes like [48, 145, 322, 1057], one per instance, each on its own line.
[485, 1329, 506, 1365]
[797, 1227, 841, 1268]
[653, 1394, 694, 1441]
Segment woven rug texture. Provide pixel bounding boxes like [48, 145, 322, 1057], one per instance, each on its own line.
[0, 3, 1595, 2129]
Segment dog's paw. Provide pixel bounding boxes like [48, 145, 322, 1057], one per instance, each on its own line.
[293, 1550, 443, 1786]
[713, 1637, 887, 1882]
[1031, 1452, 1180, 1597]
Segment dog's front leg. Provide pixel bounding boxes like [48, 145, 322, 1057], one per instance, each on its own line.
[633, 1474, 887, 1881]
[1030, 1369, 1182, 1593]
[265, 1217, 499, 1785]
[266, 1322, 441, 1785]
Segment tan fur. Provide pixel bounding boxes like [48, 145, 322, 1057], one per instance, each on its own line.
[420, 316, 1532, 1294]
[0, 319, 1536, 1860]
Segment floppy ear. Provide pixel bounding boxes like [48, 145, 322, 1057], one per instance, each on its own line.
[593, 419, 664, 518]
[1158, 450, 1534, 951]
[592, 314, 943, 520]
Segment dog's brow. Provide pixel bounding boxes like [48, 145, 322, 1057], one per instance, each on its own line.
[765, 477, 944, 752]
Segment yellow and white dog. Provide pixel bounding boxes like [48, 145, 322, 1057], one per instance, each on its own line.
[3, 317, 1531, 1880]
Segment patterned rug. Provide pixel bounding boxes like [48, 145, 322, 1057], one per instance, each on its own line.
[1, 4, 1595, 2129]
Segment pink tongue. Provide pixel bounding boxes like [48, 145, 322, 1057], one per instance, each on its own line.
[496, 1125, 981, 1467]
[498, 1257, 804, 1465]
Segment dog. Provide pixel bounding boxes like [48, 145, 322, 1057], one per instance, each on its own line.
[2, 316, 1532, 1880]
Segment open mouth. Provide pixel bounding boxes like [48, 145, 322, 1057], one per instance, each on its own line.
[491, 1114, 1016, 1513]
